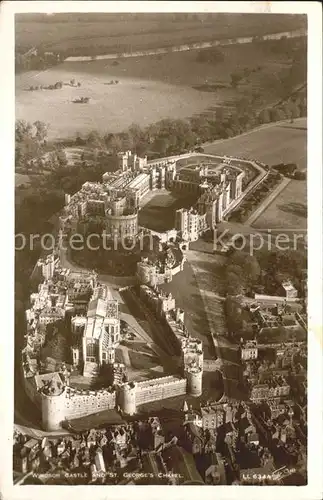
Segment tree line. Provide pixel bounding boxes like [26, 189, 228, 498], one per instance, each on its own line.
[223, 248, 307, 298]
[15, 49, 62, 73]
[70, 90, 306, 159]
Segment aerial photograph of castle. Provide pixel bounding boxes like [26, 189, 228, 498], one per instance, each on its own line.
[13, 8, 309, 487]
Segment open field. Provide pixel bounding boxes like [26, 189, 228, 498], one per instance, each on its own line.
[139, 191, 198, 232]
[253, 179, 307, 230]
[16, 13, 305, 53]
[204, 118, 307, 170]
[16, 67, 220, 140]
[16, 37, 304, 140]
[61, 41, 292, 91]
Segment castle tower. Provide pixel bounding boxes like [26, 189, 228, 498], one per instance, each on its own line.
[220, 170, 226, 184]
[185, 367, 203, 397]
[118, 382, 136, 415]
[40, 377, 66, 431]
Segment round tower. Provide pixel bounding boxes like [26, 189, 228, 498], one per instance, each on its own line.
[118, 382, 136, 415]
[41, 388, 66, 431]
[186, 367, 203, 397]
[38, 373, 66, 431]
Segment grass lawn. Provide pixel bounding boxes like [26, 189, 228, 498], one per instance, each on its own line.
[138, 191, 198, 232]
[16, 66, 221, 140]
[203, 118, 307, 170]
[128, 350, 159, 371]
[253, 179, 307, 230]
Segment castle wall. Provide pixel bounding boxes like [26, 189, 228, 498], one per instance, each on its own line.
[136, 260, 184, 287]
[63, 387, 116, 420]
[36, 385, 117, 430]
[26, 370, 196, 429]
[135, 376, 187, 406]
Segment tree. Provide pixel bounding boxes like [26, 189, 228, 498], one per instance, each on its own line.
[15, 119, 33, 142]
[15, 119, 43, 169]
[288, 101, 301, 119]
[127, 123, 144, 149]
[86, 130, 103, 149]
[104, 134, 123, 153]
[57, 150, 68, 168]
[226, 264, 244, 279]
[33, 120, 48, 143]
[236, 97, 252, 115]
[230, 72, 243, 88]
[226, 273, 244, 296]
[258, 108, 271, 124]
[75, 134, 84, 146]
[47, 151, 58, 170]
[153, 137, 169, 156]
[229, 252, 261, 286]
[269, 107, 286, 122]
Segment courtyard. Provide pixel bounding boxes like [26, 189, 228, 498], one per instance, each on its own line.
[138, 190, 198, 232]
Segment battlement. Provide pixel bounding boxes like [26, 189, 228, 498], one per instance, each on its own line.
[65, 385, 116, 397]
[136, 375, 184, 389]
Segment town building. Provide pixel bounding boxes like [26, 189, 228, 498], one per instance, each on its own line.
[250, 375, 290, 402]
[200, 404, 226, 430]
[281, 280, 298, 299]
[240, 340, 258, 361]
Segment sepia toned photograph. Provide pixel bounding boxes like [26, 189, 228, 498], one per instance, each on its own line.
[8, 3, 320, 494]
